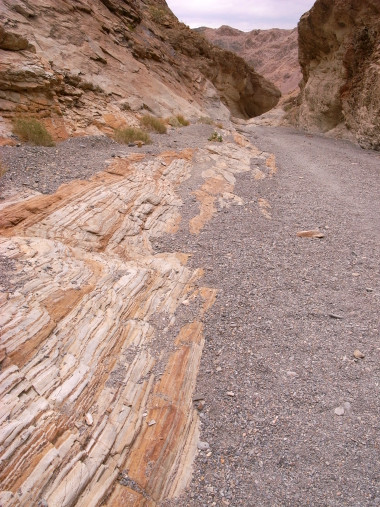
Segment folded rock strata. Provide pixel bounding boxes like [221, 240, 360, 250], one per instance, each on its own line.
[0, 0, 280, 141]
[0, 136, 277, 505]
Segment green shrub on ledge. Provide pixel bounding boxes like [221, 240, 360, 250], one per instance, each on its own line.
[13, 118, 55, 146]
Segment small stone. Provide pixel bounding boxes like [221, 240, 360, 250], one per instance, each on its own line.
[182, 299, 190, 306]
[193, 393, 205, 402]
[216, 366, 222, 372]
[297, 229, 325, 238]
[329, 313, 344, 319]
[226, 391, 235, 397]
[334, 406, 345, 416]
[353, 349, 365, 359]
[85, 413, 93, 426]
[197, 441, 210, 451]
[148, 419, 156, 426]
[343, 402, 352, 414]
[366, 287, 374, 292]
[197, 400, 206, 412]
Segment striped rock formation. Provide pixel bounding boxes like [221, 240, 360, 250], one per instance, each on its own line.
[0, 135, 276, 505]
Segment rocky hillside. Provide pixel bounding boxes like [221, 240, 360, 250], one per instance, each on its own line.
[295, 0, 380, 150]
[0, 0, 280, 142]
[199, 26, 301, 95]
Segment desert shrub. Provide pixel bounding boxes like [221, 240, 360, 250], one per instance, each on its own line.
[140, 114, 167, 134]
[167, 114, 190, 128]
[0, 159, 7, 178]
[13, 118, 55, 146]
[149, 6, 168, 24]
[198, 116, 214, 125]
[208, 131, 223, 142]
[114, 127, 151, 144]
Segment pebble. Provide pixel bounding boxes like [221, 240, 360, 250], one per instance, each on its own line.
[148, 419, 156, 426]
[353, 349, 365, 359]
[197, 441, 210, 451]
[329, 313, 344, 319]
[226, 391, 235, 397]
[334, 406, 345, 416]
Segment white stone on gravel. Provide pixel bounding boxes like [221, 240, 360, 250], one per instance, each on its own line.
[197, 441, 210, 451]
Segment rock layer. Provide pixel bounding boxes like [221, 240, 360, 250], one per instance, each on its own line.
[0, 0, 280, 141]
[199, 26, 301, 95]
[0, 135, 277, 505]
[295, 0, 380, 149]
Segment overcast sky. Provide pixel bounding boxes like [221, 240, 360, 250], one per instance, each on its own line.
[166, 0, 316, 31]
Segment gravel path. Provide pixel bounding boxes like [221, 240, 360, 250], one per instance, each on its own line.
[165, 126, 380, 506]
[1, 124, 379, 505]
[0, 124, 217, 197]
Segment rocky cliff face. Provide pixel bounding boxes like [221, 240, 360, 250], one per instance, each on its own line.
[296, 0, 380, 150]
[199, 26, 301, 95]
[0, 0, 280, 141]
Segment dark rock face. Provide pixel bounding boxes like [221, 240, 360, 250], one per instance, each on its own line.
[0, 0, 280, 141]
[296, 0, 380, 150]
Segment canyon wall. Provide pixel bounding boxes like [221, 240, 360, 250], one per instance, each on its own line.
[199, 26, 301, 95]
[0, 0, 280, 142]
[296, 0, 380, 150]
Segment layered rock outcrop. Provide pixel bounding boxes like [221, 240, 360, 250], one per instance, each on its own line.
[199, 26, 301, 95]
[0, 0, 280, 141]
[0, 133, 278, 505]
[296, 0, 380, 149]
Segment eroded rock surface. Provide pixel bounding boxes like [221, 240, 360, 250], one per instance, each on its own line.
[295, 0, 380, 149]
[0, 134, 277, 505]
[199, 26, 301, 95]
[0, 0, 280, 142]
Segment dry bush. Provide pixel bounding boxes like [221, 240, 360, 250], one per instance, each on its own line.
[167, 114, 190, 128]
[149, 6, 168, 24]
[114, 127, 151, 144]
[198, 116, 214, 125]
[140, 114, 167, 134]
[176, 114, 189, 126]
[0, 159, 7, 178]
[13, 118, 55, 146]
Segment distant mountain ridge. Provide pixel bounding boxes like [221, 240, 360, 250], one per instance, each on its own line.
[197, 25, 302, 95]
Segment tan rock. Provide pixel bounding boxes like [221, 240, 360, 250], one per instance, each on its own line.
[0, 0, 280, 141]
[297, 229, 325, 238]
[0, 136, 275, 505]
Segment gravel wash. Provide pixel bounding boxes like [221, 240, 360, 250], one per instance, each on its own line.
[163, 126, 380, 506]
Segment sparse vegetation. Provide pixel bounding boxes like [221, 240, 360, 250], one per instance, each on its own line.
[140, 114, 167, 134]
[13, 118, 55, 146]
[149, 6, 168, 24]
[114, 127, 151, 145]
[167, 114, 190, 128]
[208, 131, 223, 142]
[198, 116, 214, 125]
[0, 158, 7, 178]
